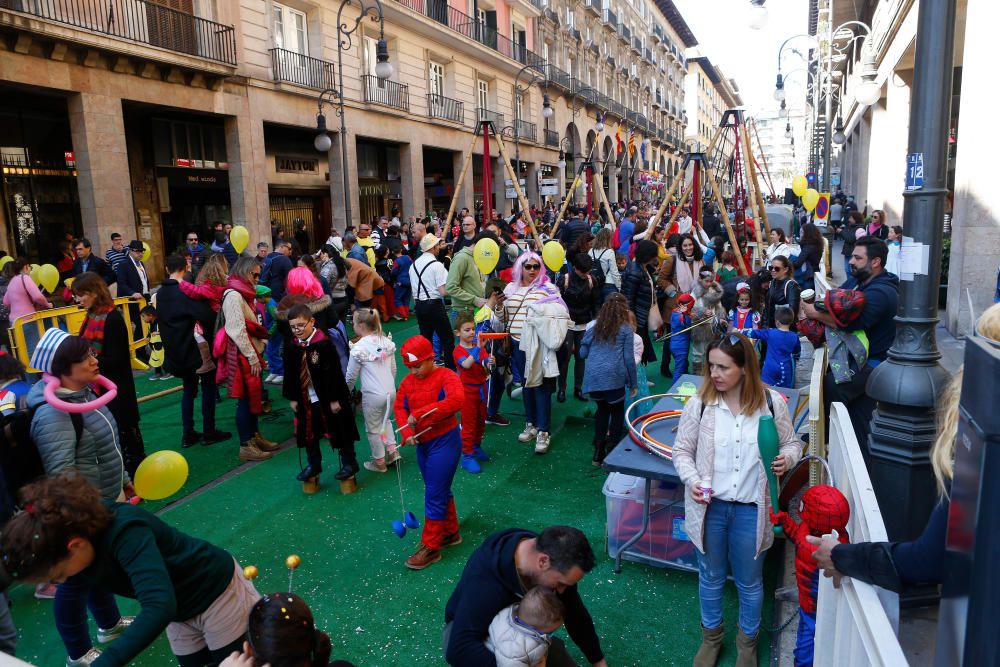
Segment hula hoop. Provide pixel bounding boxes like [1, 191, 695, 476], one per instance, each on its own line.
[624, 393, 685, 460]
[43, 373, 118, 413]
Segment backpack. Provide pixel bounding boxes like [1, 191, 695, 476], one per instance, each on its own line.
[327, 321, 350, 375]
[612, 225, 623, 251]
[0, 405, 83, 524]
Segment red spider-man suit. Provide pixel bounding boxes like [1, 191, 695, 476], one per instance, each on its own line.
[770, 485, 850, 667]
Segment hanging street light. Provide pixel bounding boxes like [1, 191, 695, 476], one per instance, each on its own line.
[748, 0, 768, 30]
[542, 93, 554, 119]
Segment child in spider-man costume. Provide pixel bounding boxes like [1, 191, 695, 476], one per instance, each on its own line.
[394, 335, 464, 571]
[770, 485, 851, 667]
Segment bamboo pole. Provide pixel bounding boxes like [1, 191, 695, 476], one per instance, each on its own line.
[738, 124, 766, 269]
[137, 385, 183, 404]
[491, 132, 542, 247]
[596, 170, 617, 233]
[751, 120, 777, 203]
[650, 122, 725, 227]
[741, 122, 771, 239]
[442, 130, 482, 228]
[550, 140, 599, 237]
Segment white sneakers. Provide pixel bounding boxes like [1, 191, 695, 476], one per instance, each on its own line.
[534, 431, 550, 454]
[518, 423, 537, 443]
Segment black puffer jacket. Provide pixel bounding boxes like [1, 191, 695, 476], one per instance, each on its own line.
[558, 271, 601, 325]
[622, 261, 655, 328]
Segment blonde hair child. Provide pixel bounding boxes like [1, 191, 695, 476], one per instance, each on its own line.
[344, 307, 398, 472]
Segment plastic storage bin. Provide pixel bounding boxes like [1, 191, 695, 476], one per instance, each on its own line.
[603, 472, 697, 572]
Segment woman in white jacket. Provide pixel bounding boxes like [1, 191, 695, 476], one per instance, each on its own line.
[587, 228, 621, 302]
[764, 228, 792, 269]
[672, 333, 800, 667]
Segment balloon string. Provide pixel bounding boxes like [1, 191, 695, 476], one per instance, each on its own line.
[288, 570, 294, 592]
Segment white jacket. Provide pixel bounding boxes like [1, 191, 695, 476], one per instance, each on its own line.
[520, 301, 569, 388]
[345, 334, 396, 395]
[486, 606, 551, 667]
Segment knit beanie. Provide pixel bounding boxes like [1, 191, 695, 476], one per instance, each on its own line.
[29, 328, 70, 375]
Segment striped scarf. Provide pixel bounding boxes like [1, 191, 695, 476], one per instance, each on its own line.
[80, 305, 114, 357]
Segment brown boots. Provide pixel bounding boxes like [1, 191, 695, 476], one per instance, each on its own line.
[693, 625, 724, 667]
[196, 340, 215, 374]
[735, 629, 758, 667]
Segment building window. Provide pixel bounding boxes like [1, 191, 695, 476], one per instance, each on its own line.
[272, 2, 307, 55]
[566, 7, 574, 27]
[515, 91, 524, 120]
[428, 61, 444, 97]
[478, 79, 490, 111]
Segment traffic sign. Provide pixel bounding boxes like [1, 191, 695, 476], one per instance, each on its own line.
[806, 172, 818, 187]
[815, 193, 830, 221]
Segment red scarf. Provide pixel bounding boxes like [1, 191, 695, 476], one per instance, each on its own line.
[80, 304, 115, 357]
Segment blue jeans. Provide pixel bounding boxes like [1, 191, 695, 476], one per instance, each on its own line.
[696, 500, 766, 638]
[843, 256, 852, 280]
[512, 344, 552, 432]
[0, 594, 16, 657]
[265, 334, 284, 376]
[487, 365, 506, 417]
[55, 574, 121, 659]
[235, 396, 258, 444]
[181, 373, 217, 435]
[600, 283, 619, 304]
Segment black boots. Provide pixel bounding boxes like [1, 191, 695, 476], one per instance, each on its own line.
[334, 449, 359, 481]
[296, 464, 321, 481]
[591, 439, 607, 467]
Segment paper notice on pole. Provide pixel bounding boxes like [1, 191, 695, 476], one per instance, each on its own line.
[897, 236, 929, 281]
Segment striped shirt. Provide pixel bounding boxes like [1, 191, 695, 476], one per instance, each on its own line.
[106, 247, 128, 272]
[502, 286, 547, 341]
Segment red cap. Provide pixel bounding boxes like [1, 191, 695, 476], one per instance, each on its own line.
[677, 293, 695, 307]
[400, 336, 434, 367]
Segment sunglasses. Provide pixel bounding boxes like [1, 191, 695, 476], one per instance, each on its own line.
[770, 266, 785, 272]
[523, 263, 541, 270]
[251, 272, 261, 279]
[717, 332, 742, 347]
[187, 238, 198, 242]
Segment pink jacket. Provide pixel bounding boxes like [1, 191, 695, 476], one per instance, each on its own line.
[178, 280, 225, 312]
[4, 274, 50, 321]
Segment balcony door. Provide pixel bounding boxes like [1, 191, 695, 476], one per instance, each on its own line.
[428, 61, 447, 115]
[273, 3, 312, 85]
[146, 0, 197, 57]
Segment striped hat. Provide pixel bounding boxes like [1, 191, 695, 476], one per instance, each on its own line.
[29, 328, 71, 375]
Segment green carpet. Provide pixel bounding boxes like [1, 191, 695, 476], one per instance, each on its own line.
[9, 317, 777, 666]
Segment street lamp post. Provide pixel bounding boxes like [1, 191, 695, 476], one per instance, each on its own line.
[865, 0, 956, 541]
[314, 0, 392, 230]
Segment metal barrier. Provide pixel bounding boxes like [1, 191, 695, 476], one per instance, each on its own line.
[9, 297, 150, 373]
[813, 402, 907, 667]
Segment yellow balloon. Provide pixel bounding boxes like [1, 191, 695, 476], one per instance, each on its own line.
[473, 237, 500, 275]
[141, 241, 151, 264]
[803, 188, 820, 211]
[134, 450, 189, 500]
[29, 264, 41, 285]
[0, 256, 12, 269]
[792, 175, 808, 197]
[541, 241, 565, 273]
[38, 264, 59, 293]
[230, 225, 250, 254]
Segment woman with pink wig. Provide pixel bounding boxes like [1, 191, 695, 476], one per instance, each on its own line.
[275, 267, 341, 342]
[494, 251, 568, 453]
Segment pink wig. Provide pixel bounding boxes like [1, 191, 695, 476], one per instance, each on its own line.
[286, 267, 324, 299]
[510, 251, 551, 289]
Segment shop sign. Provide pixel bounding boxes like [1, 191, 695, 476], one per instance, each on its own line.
[64, 151, 75, 167]
[163, 167, 230, 188]
[276, 156, 320, 174]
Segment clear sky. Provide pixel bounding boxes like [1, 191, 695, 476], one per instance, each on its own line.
[672, 0, 810, 114]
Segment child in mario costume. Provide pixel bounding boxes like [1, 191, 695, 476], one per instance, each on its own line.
[770, 485, 851, 667]
[394, 335, 465, 570]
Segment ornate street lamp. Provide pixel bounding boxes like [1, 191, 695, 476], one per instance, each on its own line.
[314, 0, 391, 229]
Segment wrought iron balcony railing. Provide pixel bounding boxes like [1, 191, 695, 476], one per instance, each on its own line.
[427, 93, 464, 123]
[270, 48, 335, 89]
[363, 75, 410, 112]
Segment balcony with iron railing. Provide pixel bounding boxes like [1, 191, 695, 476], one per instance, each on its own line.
[544, 128, 559, 147]
[269, 48, 335, 90]
[514, 118, 537, 142]
[1, 0, 238, 64]
[651, 24, 662, 42]
[391, 0, 543, 68]
[583, 0, 601, 16]
[544, 64, 572, 91]
[363, 75, 409, 111]
[601, 8, 616, 29]
[631, 37, 642, 54]
[618, 23, 630, 43]
[427, 93, 464, 123]
[477, 108, 504, 127]
[644, 48, 653, 63]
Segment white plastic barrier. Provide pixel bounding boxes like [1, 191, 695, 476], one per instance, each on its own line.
[813, 402, 908, 667]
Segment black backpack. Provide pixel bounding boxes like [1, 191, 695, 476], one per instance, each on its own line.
[0, 406, 82, 524]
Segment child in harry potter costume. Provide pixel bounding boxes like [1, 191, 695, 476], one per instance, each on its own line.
[282, 303, 360, 483]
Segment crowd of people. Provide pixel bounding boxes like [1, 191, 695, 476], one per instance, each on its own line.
[0, 192, 941, 667]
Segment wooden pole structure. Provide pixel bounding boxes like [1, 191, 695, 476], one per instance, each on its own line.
[650, 123, 725, 227]
[741, 122, 771, 239]
[737, 124, 766, 268]
[703, 161, 749, 276]
[596, 170, 617, 233]
[751, 120, 777, 204]
[442, 130, 483, 228]
[550, 141, 599, 237]
[492, 132, 542, 247]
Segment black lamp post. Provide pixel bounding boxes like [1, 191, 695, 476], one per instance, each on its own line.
[314, 0, 392, 230]
[865, 0, 957, 542]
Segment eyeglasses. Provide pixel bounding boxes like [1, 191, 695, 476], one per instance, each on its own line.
[251, 272, 261, 279]
[718, 332, 741, 347]
[186, 237, 198, 242]
[523, 263, 541, 270]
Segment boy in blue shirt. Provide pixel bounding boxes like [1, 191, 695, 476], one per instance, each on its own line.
[733, 305, 801, 388]
[668, 293, 695, 382]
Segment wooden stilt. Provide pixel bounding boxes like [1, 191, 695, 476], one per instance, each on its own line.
[339, 476, 358, 495]
[302, 476, 320, 494]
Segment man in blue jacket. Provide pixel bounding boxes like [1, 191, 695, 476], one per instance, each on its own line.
[442, 525, 607, 667]
[802, 236, 899, 447]
[261, 240, 294, 302]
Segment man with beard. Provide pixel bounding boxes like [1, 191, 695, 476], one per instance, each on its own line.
[442, 526, 607, 667]
[802, 236, 898, 445]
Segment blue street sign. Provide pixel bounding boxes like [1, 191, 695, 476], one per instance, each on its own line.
[806, 171, 817, 186]
[906, 153, 924, 191]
